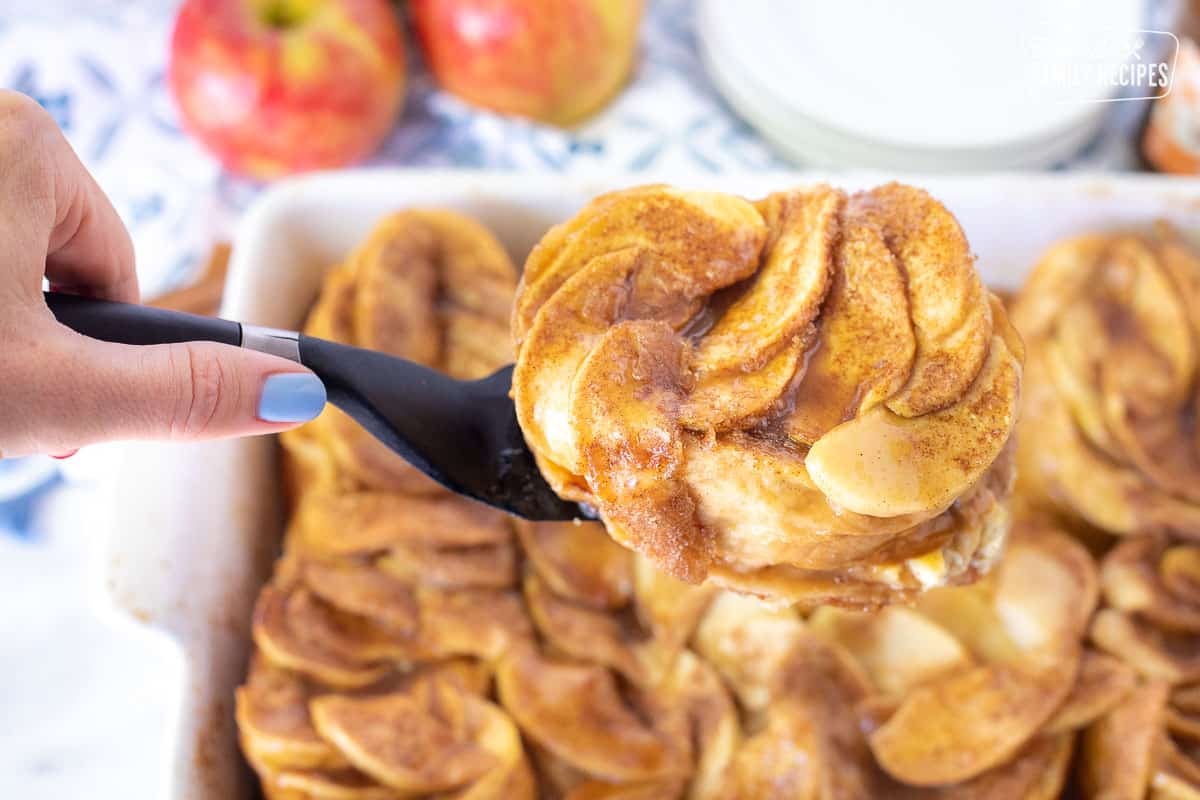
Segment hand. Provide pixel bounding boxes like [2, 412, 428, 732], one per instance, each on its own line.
[0, 91, 326, 459]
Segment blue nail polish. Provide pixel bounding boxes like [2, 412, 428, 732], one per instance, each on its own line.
[258, 373, 327, 423]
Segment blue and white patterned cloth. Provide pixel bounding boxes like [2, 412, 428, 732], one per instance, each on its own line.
[0, 1, 1151, 796]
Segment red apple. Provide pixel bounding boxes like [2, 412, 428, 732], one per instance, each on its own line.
[412, 0, 643, 126]
[168, 0, 406, 179]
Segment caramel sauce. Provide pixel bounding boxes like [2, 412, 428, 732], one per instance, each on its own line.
[680, 276, 751, 343]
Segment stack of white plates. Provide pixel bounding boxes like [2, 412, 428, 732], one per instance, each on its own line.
[697, 0, 1148, 170]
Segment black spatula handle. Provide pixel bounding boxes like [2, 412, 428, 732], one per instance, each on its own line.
[44, 290, 242, 347]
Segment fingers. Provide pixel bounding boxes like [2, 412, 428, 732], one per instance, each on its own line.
[0, 319, 327, 457]
[0, 91, 137, 304]
[0, 92, 326, 457]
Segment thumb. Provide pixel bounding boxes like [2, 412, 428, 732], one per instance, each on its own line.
[97, 337, 328, 444]
[2, 327, 327, 456]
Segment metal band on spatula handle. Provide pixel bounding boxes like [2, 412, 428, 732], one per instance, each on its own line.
[44, 291, 301, 362]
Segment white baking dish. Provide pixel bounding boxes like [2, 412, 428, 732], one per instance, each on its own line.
[102, 170, 1200, 800]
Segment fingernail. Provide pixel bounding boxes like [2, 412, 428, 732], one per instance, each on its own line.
[51, 449, 78, 460]
[258, 373, 327, 423]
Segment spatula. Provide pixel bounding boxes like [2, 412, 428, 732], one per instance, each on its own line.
[44, 291, 585, 521]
